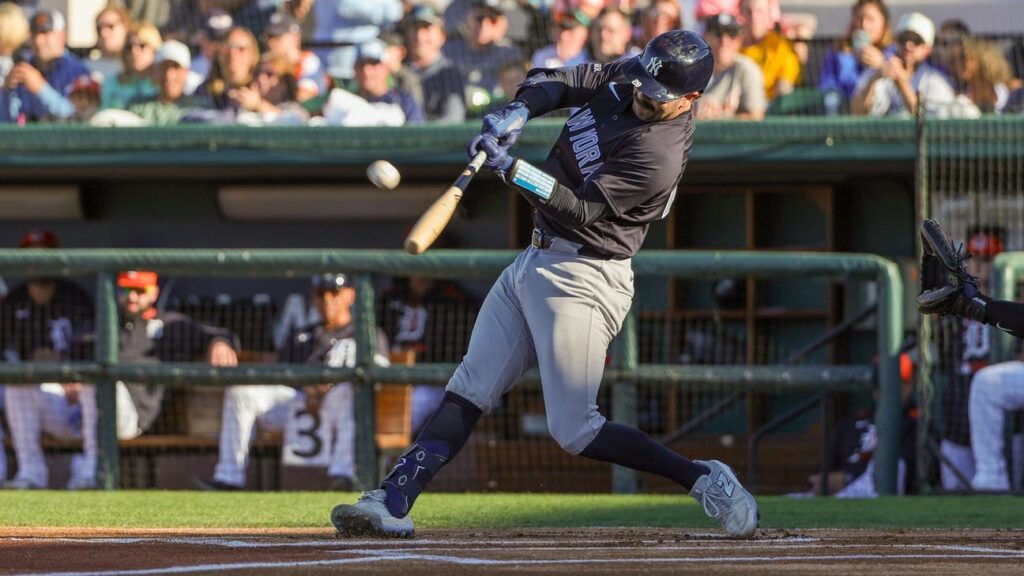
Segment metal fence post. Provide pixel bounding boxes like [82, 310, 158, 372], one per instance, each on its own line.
[95, 272, 119, 489]
[353, 273, 379, 488]
[873, 264, 904, 495]
[610, 308, 639, 494]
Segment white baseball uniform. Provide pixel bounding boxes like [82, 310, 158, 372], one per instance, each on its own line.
[211, 323, 388, 487]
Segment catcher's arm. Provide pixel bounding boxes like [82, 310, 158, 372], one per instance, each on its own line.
[917, 219, 1024, 338]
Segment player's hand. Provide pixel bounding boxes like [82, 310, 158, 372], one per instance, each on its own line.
[8, 62, 47, 94]
[479, 100, 530, 147]
[208, 339, 238, 367]
[471, 135, 514, 174]
[302, 383, 331, 414]
[856, 44, 884, 68]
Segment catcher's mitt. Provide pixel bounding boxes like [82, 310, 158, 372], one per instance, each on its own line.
[917, 218, 980, 316]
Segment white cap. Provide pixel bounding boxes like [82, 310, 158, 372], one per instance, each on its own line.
[156, 40, 191, 68]
[895, 12, 935, 48]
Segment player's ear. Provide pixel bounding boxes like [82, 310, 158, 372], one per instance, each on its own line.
[683, 91, 702, 102]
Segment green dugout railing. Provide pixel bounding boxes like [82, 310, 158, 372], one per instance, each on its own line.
[993, 252, 1024, 362]
[0, 249, 903, 494]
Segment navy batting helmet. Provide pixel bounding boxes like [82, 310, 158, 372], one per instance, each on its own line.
[623, 30, 714, 102]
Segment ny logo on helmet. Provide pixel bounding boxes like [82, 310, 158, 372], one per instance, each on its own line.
[645, 56, 663, 77]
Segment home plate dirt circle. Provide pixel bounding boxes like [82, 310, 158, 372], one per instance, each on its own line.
[2, 528, 1024, 575]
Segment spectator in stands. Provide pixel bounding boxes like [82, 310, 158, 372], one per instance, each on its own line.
[199, 26, 260, 111]
[128, 40, 206, 126]
[233, 53, 310, 125]
[403, 4, 466, 124]
[852, 12, 955, 118]
[588, 7, 637, 65]
[1, 9, 88, 123]
[380, 29, 425, 118]
[640, 0, 681, 47]
[696, 13, 766, 121]
[531, 9, 591, 69]
[0, 2, 30, 114]
[739, 0, 800, 100]
[780, 12, 817, 68]
[1, 230, 93, 489]
[950, 38, 1013, 115]
[197, 273, 388, 492]
[100, 22, 161, 110]
[483, 59, 528, 114]
[66, 74, 101, 122]
[263, 12, 324, 103]
[359, 39, 423, 123]
[188, 8, 233, 92]
[4, 269, 238, 490]
[930, 19, 970, 89]
[444, 0, 524, 99]
[818, 0, 893, 111]
[314, 0, 404, 84]
[86, 4, 130, 84]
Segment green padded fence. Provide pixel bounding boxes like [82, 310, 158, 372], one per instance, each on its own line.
[0, 249, 903, 494]
[4, 117, 1021, 167]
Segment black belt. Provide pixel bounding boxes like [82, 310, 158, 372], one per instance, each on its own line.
[531, 229, 609, 259]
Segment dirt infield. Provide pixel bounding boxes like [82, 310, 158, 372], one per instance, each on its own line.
[3, 528, 1024, 576]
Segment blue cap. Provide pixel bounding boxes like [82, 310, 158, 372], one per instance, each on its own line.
[311, 273, 349, 291]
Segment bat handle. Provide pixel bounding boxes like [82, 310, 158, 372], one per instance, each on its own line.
[451, 151, 488, 191]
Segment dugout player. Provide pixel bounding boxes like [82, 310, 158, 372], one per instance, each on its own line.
[4, 270, 238, 489]
[332, 30, 759, 538]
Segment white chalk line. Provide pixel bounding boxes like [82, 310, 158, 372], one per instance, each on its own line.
[17, 552, 1024, 576]
[1, 535, 819, 548]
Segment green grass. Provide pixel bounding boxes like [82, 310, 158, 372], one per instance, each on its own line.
[1, 493, 1023, 531]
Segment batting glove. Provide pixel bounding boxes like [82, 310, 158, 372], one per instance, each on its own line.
[471, 135, 514, 177]
[481, 100, 530, 147]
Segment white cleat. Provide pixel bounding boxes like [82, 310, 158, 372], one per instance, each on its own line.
[332, 489, 414, 538]
[971, 473, 1010, 494]
[690, 459, 759, 538]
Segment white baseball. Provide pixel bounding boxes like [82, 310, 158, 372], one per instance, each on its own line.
[367, 160, 401, 190]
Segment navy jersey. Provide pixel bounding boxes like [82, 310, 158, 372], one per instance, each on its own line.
[515, 57, 695, 259]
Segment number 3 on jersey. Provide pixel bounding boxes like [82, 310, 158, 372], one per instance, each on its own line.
[283, 403, 332, 467]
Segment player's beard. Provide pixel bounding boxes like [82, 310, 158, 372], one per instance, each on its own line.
[632, 94, 663, 121]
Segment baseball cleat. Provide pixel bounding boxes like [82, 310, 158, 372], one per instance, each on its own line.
[690, 459, 759, 538]
[332, 489, 414, 538]
[3, 477, 44, 490]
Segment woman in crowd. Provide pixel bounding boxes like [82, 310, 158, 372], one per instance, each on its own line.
[232, 53, 307, 123]
[0, 2, 29, 85]
[101, 22, 161, 109]
[200, 26, 260, 111]
[87, 4, 131, 83]
[818, 0, 893, 105]
[952, 38, 1013, 115]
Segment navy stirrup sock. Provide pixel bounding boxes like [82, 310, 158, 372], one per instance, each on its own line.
[580, 421, 710, 490]
[382, 391, 481, 517]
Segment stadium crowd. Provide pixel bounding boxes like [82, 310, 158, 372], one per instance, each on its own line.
[0, 0, 1021, 127]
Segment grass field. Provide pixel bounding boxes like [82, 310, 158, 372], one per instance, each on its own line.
[1, 492, 1023, 530]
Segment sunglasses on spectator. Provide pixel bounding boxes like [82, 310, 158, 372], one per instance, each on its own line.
[96, 20, 121, 31]
[226, 43, 251, 52]
[899, 32, 925, 46]
[258, 68, 278, 78]
[129, 41, 152, 50]
[474, 12, 501, 23]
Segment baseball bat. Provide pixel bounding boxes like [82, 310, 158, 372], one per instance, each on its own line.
[403, 151, 488, 255]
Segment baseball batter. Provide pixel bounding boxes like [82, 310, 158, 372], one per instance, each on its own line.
[333, 30, 759, 538]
